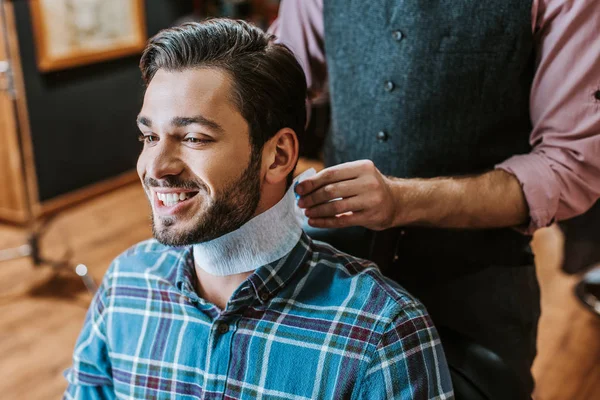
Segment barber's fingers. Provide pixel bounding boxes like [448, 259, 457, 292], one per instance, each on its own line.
[298, 179, 361, 208]
[304, 196, 363, 218]
[295, 160, 373, 196]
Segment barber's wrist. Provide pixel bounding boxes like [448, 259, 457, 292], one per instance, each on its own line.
[388, 177, 439, 228]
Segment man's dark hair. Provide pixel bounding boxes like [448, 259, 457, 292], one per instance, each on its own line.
[139, 19, 307, 186]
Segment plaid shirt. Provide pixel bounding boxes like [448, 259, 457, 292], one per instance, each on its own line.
[64, 233, 453, 399]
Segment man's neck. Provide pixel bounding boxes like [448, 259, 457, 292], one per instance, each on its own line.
[190, 168, 315, 310]
[194, 267, 252, 310]
[190, 187, 297, 309]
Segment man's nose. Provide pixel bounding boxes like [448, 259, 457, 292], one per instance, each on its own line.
[146, 141, 184, 180]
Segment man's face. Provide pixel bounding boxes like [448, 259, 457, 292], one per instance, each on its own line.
[137, 68, 261, 245]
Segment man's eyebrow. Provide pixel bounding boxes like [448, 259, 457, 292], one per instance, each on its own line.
[171, 115, 225, 134]
[137, 116, 152, 127]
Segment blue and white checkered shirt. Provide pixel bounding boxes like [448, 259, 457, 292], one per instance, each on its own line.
[64, 233, 453, 399]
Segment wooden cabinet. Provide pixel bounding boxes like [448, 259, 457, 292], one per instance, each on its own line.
[0, 0, 36, 224]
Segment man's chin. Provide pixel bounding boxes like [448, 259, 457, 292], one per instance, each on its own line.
[151, 219, 220, 246]
[153, 231, 192, 247]
[152, 219, 194, 246]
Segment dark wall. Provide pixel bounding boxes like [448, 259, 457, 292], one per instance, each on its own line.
[12, 0, 193, 201]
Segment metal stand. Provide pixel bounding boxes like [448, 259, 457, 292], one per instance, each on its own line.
[0, 0, 96, 294]
[0, 223, 97, 294]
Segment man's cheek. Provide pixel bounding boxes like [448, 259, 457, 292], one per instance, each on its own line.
[136, 154, 147, 182]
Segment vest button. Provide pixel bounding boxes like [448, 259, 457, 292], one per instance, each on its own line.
[377, 131, 388, 141]
[595, 90, 600, 101]
[392, 30, 404, 41]
[384, 81, 395, 92]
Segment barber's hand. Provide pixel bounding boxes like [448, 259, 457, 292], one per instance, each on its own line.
[295, 160, 397, 230]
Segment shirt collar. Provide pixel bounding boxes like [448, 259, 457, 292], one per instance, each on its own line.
[247, 232, 312, 304]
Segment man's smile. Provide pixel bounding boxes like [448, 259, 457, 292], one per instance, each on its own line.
[151, 189, 200, 216]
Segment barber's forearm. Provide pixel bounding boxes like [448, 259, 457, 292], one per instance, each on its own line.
[390, 169, 529, 229]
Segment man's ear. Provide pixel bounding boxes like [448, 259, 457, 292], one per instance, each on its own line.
[262, 128, 299, 185]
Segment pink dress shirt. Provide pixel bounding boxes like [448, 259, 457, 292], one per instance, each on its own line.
[270, 0, 600, 233]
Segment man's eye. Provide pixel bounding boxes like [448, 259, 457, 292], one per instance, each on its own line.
[184, 137, 211, 144]
[138, 134, 158, 143]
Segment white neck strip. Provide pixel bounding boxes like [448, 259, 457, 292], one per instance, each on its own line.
[192, 169, 315, 276]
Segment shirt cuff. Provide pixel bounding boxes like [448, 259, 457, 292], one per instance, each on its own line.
[495, 153, 561, 234]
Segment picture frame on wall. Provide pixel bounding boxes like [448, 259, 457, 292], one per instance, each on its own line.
[29, 0, 146, 72]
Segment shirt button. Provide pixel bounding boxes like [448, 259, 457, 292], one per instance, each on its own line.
[392, 30, 404, 41]
[217, 323, 229, 334]
[384, 81, 395, 92]
[260, 293, 270, 302]
[377, 131, 388, 141]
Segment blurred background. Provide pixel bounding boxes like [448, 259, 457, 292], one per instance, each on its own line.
[0, 0, 598, 399]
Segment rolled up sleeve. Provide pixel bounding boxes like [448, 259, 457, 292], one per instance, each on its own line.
[496, 0, 600, 233]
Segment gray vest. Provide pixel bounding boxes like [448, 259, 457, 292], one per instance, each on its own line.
[323, 0, 535, 271]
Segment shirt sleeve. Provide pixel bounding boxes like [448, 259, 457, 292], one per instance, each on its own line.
[63, 276, 115, 399]
[268, 0, 327, 102]
[355, 302, 454, 399]
[495, 0, 600, 233]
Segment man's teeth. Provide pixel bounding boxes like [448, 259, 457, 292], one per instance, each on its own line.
[156, 192, 193, 206]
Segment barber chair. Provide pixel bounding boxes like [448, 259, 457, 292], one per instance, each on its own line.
[575, 266, 600, 318]
[437, 327, 530, 400]
[559, 199, 600, 319]
[304, 226, 530, 400]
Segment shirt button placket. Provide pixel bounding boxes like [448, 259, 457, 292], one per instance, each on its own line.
[206, 320, 234, 395]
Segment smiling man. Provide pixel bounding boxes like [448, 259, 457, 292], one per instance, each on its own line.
[63, 19, 452, 399]
[136, 68, 265, 250]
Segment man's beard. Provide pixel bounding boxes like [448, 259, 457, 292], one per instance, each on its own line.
[147, 152, 261, 246]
